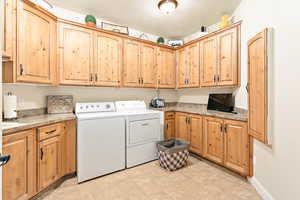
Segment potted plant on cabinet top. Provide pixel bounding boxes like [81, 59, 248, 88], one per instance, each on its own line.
[85, 15, 97, 27]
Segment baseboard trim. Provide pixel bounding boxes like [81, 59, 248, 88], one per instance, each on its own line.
[248, 177, 275, 200]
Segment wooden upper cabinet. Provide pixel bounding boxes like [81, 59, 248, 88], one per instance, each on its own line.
[140, 44, 157, 88]
[187, 42, 200, 87]
[223, 120, 249, 175]
[157, 48, 176, 88]
[217, 27, 238, 86]
[58, 23, 94, 85]
[3, 0, 16, 60]
[175, 113, 189, 141]
[189, 114, 203, 155]
[3, 129, 36, 200]
[16, 0, 56, 84]
[94, 32, 122, 87]
[177, 48, 188, 88]
[248, 29, 269, 144]
[203, 117, 224, 164]
[123, 39, 140, 87]
[200, 37, 218, 87]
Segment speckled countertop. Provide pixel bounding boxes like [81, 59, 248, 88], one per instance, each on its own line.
[150, 103, 248, 122]
[2, 113, 76, 135]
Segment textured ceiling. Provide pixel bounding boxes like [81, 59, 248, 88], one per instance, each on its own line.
[48, 0, 241, 39]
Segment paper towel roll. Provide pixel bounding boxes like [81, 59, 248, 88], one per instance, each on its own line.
[4, 94, 17, 119]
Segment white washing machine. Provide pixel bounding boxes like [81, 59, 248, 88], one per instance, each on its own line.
[76, 102, 126, 183]
[115, 101, 164, 168]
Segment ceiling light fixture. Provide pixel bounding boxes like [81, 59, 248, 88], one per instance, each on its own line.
[158, 0, 178, 15]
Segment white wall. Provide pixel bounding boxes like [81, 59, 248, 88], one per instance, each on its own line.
[232, 0, 300, 199]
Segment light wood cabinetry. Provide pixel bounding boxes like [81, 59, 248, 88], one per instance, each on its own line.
[140, 44, 157, 88]
[177, 43, 200, 88]
[200, 27, 239, 87]
[176, 112, 203, 155]
[58, 22, 94, 85]
[3, 129, 36, 200]
[223, 120, 249, 175]
[3, 0, 57, 84]
[2, 120, 76, 200]
[94, 32, 122, 87]
[203, 117, 250, 175]
[248, 29, 269, 144]
[203, 117, 224, 164]
[157, 48, 176, 88]
[164, 112, 175, 140]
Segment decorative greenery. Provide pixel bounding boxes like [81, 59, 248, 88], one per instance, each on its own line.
[85, 15, 96, 25]
[157, 37, 165, 44]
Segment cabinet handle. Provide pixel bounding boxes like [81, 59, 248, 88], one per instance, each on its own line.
[224, 124, 227, 133]
[45, 129, 56, 134]
[220, 124, 223, 132]
[20, 64, 24, 75]
[40, 148, 44, 160]
[166, 123, 169, 130]
[141, 78, 143, 84]
[138, 78, 141, 84]
[90, 73, 93, 82]
[213, 75, 216, 82]
[141, 123, 149, 126]
[95, 74, 98, 82]
[185, 117, 188, 124]
[246, 83, 249, 93]
[217, 75, 220, 82]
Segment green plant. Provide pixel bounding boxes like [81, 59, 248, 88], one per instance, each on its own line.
[85, 15, 96, 24]
[157, 37, 165, 44]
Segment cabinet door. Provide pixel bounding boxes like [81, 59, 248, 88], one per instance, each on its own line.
[94, 32, 122, 87]
[203, 117, 224, 164]
[189, 115, 203, 155]
[175, 113, 189, 141]
[177, 48, 188, 88]
[140, 44, 157, 88]
[165, 119, 175, 140]
[187, 42, 200, 87]
[123, 39, 140, 87]
[217, 27, 238, 86]
[3, 0, 15, 59]
[200, 37, 218, 87]
[17, 1, 56, 84]
[3, 130, 36, 200]
[38, 136, 61, 191]
[157, 48, 176, 88]
[224, 120, 249, 175]
[248, 29, 268, 144]
[61, 120, 76, 176]
[58, 23, 94, 85]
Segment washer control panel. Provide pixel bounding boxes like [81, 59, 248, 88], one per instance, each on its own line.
[75, 102, 115, 114]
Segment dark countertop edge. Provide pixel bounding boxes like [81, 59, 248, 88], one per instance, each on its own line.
[3, 115, 76, 136]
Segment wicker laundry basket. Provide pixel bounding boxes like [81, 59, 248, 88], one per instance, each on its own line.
[157, 138, 190, 171]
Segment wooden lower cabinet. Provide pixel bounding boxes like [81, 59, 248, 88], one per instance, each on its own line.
[3, 129, 37, 200]
[38, 135, 62, 191]
[203, 117, 224, 164]
[223, 120, 249, 176]
[3, 120, 76, 200]
[164, 112, 175, 139]
[203, 117, 250, 176]
[175, 112, 203, 155]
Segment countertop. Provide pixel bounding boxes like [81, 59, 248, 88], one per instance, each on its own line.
[2, 113, 76, 135]
[151, 103, 248, 122]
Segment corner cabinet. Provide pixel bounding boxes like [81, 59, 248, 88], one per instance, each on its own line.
[203, 117, 250, 176]
[157, 48, 176, 88]
[58, 23, 94, 85]
[200, 26, 239, 87]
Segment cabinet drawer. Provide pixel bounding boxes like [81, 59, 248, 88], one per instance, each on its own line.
[165, 112, 175, 119]
[38, 123, 63, 141]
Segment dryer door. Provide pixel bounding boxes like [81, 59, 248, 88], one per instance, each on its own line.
[128, 118, 160, 146]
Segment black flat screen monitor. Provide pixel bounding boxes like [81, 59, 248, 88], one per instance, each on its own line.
[207, 94, 234, 113]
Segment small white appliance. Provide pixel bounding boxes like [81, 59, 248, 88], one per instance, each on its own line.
[4, 92, 18, 120]
[115, 101, 164, 168]
[75, 102, 126, 183]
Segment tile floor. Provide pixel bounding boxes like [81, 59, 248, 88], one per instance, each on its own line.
[41, 157, 262, 200]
